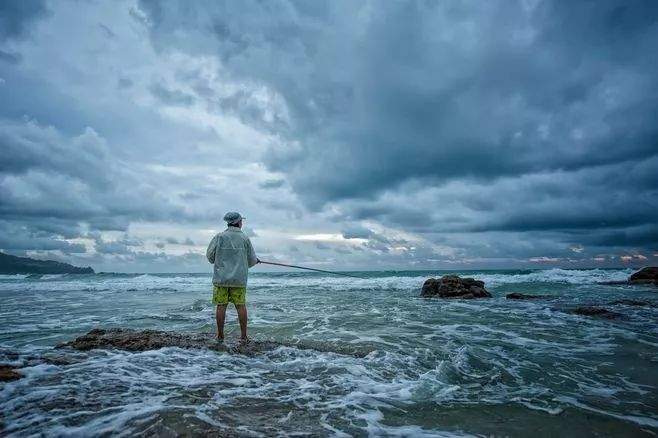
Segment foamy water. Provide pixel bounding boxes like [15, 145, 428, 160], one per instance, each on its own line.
[1, 269, 657, 436]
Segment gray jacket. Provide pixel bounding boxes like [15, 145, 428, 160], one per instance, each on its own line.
[206, 226, 258, 287]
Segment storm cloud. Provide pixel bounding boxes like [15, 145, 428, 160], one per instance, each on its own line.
[0, 1, 48, 42]
[136, 0, 658, 261]
[138, 0, 658, 201]
[0, 0, 657, 270]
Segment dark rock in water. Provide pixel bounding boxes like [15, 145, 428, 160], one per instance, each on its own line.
[421, 275, 492, 299]
[506, 293, 548, 300]
[629, 267, 658, 285]
[570, 306, 621, 319]
[57, 328, 372, 358]
[0, 365, 22, 382]
[58, 328, 279, 355]
[609, 299, 652, 307]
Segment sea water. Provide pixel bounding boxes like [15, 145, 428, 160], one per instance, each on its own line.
[1, 269, 657, 436]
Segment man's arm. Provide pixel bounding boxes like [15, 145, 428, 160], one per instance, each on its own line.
[246, 238, 258, 268]
[206, 234, 218, 264]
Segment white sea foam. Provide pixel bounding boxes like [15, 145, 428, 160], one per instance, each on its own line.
[40, 274, 67, 280]
[0, 268, 635, 295]
[250, 267, 635, 290]
[0, 269, 656, 435]
[0, 274, 30, 280]
[477, 268, 634, 286]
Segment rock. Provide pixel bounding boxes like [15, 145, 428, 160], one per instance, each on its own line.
[609, 299, 652, 307]
[0, 365, 22, 382]
[506, 293, 548, 300]
[570, 306, 622, 319]
[57, 328, 278, 355]
[421, 275, 492, 299]
[629, 267, 658, 285]
[57, 328, 372, 358]
[421, 278, 440, 295]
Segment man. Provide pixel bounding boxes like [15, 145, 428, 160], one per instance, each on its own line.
[206, 212, 259, 342]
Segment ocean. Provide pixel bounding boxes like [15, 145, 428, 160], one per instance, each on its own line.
[1, 269, 657, 436]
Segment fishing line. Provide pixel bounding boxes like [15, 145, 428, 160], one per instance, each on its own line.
[258, 260, 366, 279]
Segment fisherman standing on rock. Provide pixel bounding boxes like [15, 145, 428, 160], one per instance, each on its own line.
[206, 212, 259, 342]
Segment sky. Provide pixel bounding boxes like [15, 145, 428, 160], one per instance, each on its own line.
[0, 0, 657, 272]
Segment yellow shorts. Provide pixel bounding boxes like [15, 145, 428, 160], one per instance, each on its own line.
[212, 285, 246, 306]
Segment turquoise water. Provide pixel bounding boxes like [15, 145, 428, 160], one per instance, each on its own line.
[1, 269, 657, 436]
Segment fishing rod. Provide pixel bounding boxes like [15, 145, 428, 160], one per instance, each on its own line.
[258, 260, 366, 279]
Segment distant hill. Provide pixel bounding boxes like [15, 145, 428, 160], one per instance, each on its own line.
[0, 252, 94, 274]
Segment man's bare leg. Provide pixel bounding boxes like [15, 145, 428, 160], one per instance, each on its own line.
[235, 304, 248, 341]
[216, 305, 227, 340]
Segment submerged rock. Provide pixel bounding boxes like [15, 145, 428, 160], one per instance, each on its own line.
[629, 267, 658, 285]
[506, 293, 548, 300]
[421, 275, 492, 299]
[57, 328, 372, 358]
[570, 306, 622, 319]
[0, 365, 22, 382]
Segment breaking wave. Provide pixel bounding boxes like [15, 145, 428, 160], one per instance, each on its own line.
[0, 268, 656, 435]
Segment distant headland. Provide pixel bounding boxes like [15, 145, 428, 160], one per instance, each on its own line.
[0, 252, 94, 274]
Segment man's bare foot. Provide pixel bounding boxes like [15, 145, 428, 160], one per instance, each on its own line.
[239, 337, 250, 344]
[217, 336, 224, 342]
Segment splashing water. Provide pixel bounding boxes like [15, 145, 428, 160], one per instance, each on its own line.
[1, 269, 657, 436]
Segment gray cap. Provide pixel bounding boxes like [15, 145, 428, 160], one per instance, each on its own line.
[223, 211, 244, 225]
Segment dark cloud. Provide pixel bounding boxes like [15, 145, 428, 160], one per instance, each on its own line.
[578, 225, 658, 249]
[135, 0, 658, 262]
[138, 0, 658, 208]
[2, 0, 657, 269]
[0, 222, 86, 254]
[0, 1, 49, 42]
[0, 118, 190, 254]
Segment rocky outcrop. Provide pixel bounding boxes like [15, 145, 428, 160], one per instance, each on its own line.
[58, 328, 281, 355]
[0, 365, 22, 382]
[421, 275, 492, 299]
[506, 293, 548, 300]
[629, 267, 658, 285]
[570, 306, 621, 319]
[57, 328, 372, 358]
[0, 251, 94, 274]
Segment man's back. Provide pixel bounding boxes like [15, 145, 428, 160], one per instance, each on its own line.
[206, 226, 258, 287]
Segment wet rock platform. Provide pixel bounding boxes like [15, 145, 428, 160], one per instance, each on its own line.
[57, 328, 373, 358]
